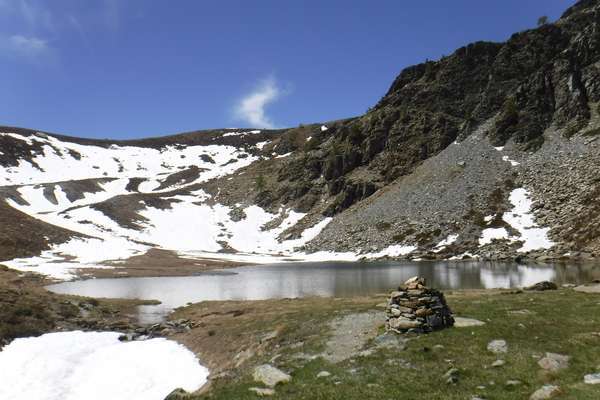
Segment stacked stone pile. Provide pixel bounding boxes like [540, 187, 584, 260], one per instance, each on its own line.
[386, 277, 454, 333]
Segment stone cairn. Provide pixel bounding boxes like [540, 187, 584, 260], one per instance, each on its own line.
[386, 276, 454, 334]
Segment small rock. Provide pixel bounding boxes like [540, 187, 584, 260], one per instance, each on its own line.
[388, 317, 423, 330]
[454, 317, 486, 327]
[491, 359, 506, 367]
[526, 281, 557, 291]
[574, 284, 600, 294]
[317, 371, 331, 378]
[444, 368, 460, 384]
[248, 387, 275, 396]
[487, 340, 508, 354]
[404, 276, 426, 289]
[357, 349, 374, 357]
[252, 364, 291, 387]
[529, 385, 561, 400]
[506, 380, 522, 386]
[584, 373, 600, 384]
[537, 353, 570, 372]
[373, 332, 406, 350]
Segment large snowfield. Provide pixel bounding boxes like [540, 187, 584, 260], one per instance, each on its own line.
[0, 331, 208, 400]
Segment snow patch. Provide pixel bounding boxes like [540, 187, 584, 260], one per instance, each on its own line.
[504, 188, 554, 252]
[433, 234, 459, 252]
[0, 331, 208, 400]
[477, 188, 554, 252]
[320, 125, 328, 131]
[479, 227, 509, 246]
[502, 155, 520, 166]
[364, 244, 417, 258]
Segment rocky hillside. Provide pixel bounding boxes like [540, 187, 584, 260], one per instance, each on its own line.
[2, 0, 600, 279]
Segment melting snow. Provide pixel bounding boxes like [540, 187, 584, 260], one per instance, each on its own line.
[364, 244, 417, 258]
[433, 234, 459, 252]
[478, 188, 554, 252]
[222, 130, 261, 137]
[502, 155, 520, 166]
[320, 125, 328, 131]
[504, 188, 554, 252]
[0, 331, 208, 400]
[0, 131, 261, 186]
[479, 227, 509, 246]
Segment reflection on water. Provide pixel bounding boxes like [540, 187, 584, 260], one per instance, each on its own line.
[46, 260, 600, 323]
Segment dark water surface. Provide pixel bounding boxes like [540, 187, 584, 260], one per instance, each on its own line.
[46, 260, 600, 323]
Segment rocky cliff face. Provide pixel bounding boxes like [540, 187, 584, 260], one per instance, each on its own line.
[1, 0, 600, 275]
[247, 0, 600, 260]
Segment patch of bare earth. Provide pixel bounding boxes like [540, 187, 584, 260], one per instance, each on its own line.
[76, 248, 249, 279]
[167, 296, 385, 377]
[323, 310, 386, 363]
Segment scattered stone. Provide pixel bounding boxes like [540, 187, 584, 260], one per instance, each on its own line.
[574, 284, 600, 294]
[259, 330, 279, 343]
[433, 344, 445, 351]
[248, 387, 275, 397]
[537, 353, 570, 372]
[506, 380, 522, 386]
[487, 340, 508, 354]
[386, 277, 454, 334]
[526, 281, 557, 291]
[252, 364, 291, 387]
[454, 317, 485, 327]
[491, 359, 506, 368]
[584, 373, 600, 384]
[508, 309, 535, 315]
[529, 385, 561, 400]
[443, 367, 460, 384]
[561, 284, 576, 288]
[357, 349, 374, 357]
[316, 371, 331, 378]
[372, 332, 407, 350]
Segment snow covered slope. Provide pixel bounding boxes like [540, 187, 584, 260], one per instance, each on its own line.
[0, 128, 352, 279]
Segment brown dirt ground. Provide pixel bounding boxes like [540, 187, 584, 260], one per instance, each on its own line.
[78, 248, 249, 279]
[168, 296, 387, 376]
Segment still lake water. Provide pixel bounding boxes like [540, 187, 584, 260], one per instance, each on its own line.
[47, 260, 600, 323]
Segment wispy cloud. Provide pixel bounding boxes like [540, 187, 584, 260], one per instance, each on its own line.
[103, 0, 120, 32]
[0, 34, 52, 61]
[234, 77, 282, 129]
[4, 0, 55, 31]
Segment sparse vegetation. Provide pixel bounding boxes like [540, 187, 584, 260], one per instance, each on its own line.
[255, 175, 266, 191]
[173, 289, 600, 400]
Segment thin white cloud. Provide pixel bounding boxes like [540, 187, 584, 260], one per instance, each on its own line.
[0, 34, 52, 61]
[235, 77, 282, 129]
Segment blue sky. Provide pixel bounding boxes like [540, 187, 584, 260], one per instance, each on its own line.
[0, 0, 575, 139]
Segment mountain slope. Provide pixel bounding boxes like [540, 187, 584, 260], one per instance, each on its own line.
[2, 0, 600, 279]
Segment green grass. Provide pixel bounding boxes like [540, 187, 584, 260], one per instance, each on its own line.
[198, 290, 600, 400]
